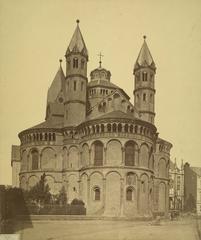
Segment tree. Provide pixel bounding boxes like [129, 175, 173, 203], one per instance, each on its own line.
[25, 173, 51, 205]
[57, 186, 67, 205]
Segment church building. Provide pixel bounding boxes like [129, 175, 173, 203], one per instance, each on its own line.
[11, 20, 172, 217]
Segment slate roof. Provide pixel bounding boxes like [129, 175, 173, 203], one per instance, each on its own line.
[96, 110, 135, 120]
[47, 66, 65, 103]
[134, 37, 156, 71]
[66, 22, 88, 58]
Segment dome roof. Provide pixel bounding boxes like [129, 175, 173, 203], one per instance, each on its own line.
[90, 67, 111, 82]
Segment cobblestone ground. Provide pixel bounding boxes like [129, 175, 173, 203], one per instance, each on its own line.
[13, 218, 200, 240]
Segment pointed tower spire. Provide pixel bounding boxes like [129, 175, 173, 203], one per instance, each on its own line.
[65, 20, 88, 59]
[133, 36, 156, 124]
[64, 20, 88, 127]
[134, 36, 156, 72]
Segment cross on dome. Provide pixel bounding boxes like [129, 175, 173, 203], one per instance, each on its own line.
[97, 52, 104, 68]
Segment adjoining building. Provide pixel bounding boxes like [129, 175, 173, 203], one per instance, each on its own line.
[11, 20, 172, 217]
[184, 163, 201, 215]
[169, 159, 184, 211]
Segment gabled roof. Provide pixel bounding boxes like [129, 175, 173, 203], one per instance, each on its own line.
[134, 37, 156, 71]
[28, 119, 63, 130]
[47, 66, 65, 103]
[66, 21, 88, 58]
[96, 110, 134, 120]
[191, 167, 201, 177]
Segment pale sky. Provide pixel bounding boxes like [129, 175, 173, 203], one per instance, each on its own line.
[0, 0, 201, 185]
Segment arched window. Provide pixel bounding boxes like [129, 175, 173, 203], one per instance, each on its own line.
[73, 58, 78, 68]
[142, 72, 147, 81]
[101, 124, 104, 133]
[125, 124, 128, 133]
[31, 149, 39, 170]
[52, 133, 56, 141]
[112, 123, 117, 132]
[94, 187, 100, 200]
[96, 125, 100, 133]
[94, 141, 103, 166]
[74, 81, 77, 91]
[118, 123, 122, 132]
[126, 187, 134, 201]
[143, 93, 146, 101]
[125, 141, 135, 166]
[130, 125, 133, 133]
[49, 133, 52, 141]
[45, 133, 48, 141]
[81, 59, 85, 69]
[107, 123, 111, 132]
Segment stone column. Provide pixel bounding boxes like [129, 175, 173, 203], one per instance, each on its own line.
[39, 153, 42, 170]
[137, 179, 141, 214]
[89, 149, 92, 166]
[87, 178, 90, 207]
[121, 147, 125, 165]
[67, 150, 69, 168]
[78, 150, 82, 168]
[103, 147, 107, 165]
[135, 148, 139, 166]
[120, 178, 124, 216]
[78, 179, 81, 199]
[137, 149, 140, 166]
[65, 180, 69, 203]
[102, 178, 106, 212]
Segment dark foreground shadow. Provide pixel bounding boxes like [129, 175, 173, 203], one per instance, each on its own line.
[0, 186, 33, 235]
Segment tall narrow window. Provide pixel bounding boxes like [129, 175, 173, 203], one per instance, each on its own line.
[74, 81, 77, 91]
[31, 149, 39, 170]
[142, 72, 147, 81]
[126, 187, 133, 201]
[73, 58, 78, 68]
[94, 187, 100, 200]
[94, 141, 103, 166]
[125, 141, 135, 166]
[143, 93, 146, 101]
[81, 59, 85, 69]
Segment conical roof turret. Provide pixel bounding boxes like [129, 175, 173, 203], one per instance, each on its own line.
[134, 36, 156, 72]
[65, 20, 88, 59]
[47, 60, 65, 103]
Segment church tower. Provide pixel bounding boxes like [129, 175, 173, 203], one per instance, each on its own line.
[133, 36, 156, 124]
[64, 20, 88, 126]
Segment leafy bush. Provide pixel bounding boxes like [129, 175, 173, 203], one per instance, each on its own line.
[71, 198, 85, 206]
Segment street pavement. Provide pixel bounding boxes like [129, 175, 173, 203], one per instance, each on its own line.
[12, 217, 200, 240]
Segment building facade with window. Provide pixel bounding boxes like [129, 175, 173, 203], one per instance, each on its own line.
[11, 20, 172, 217]
[169, 159, 184, 211]
[184, 163, 201, 215]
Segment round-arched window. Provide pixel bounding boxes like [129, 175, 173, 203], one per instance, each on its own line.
[94, 187, 100, 201]
[126, 187, 134, 201]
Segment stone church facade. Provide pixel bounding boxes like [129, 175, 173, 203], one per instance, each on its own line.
[11, 20, 172, 217]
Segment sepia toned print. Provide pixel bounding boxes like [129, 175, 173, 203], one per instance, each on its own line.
[0, 1, 201, 240]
